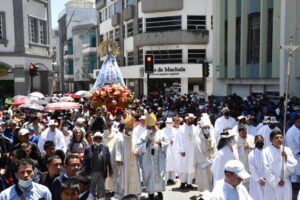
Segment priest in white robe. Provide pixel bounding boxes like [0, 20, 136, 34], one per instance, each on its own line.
[176, 113, 199, 189]
[137, 112, 168, 200]
[211, 129, 238, 187]
[262, 130, 297, 200]
[162, 117, 179, 184]
[113, 115, 142, 200]
[236, 124, 254, 189]
[102, 121, 117, 192]
[248, 135, 266, 200]
[214, 107, 236, 141]
[285, 115, 300, 200]
[194, 113, 217, 191]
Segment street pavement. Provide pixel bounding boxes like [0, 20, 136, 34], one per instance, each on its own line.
[140, 179, 200, 200]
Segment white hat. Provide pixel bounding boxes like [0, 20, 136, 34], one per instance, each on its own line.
[262, 116, 270, 123]
[220, 129, 235, 139]
[76, 118, 85, 124]
[185, 113, 196, 120]
[48, 119, 58, 126]
[165, 118, 173, 124]
[198, 113, 211, 127]
[237, 115, 246, 121]
[224, 160, 250, 180]
[18, 128, 30, 136]
[269, 116, 279, 124]
[94, 132, 103, 138]
[222, 107, 230, 112]
[140, 115, 146, 120]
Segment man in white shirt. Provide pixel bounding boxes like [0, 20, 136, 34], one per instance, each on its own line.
[286, 115, 300, 200]
[210, 160, 252, 200]
[38, 119, 67, 154]
[262, 130, 297, 200]
[214, 107, 237, 141]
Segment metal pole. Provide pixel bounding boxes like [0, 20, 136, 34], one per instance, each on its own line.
[30, 76, 33, 92]
[279, 36, 300, 180]
[147, 73, 150, 97]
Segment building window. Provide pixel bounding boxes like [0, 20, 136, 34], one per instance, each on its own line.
[109, 30, 113, 39]
[29, 16, 48, 44]
[125, 0, 134, 7]
[108, 4, 114, 18]
[236, 17, 241, 65]
[84, 54, 97, 73]
[187, 15, 206, 30]
[247, 13, 260, 64]
[146, 49, 182, 64]
[0, 12, 7, 43]
[188, 49, 206, 63]
[138, 49, 143, 65]
[127, 52, 134, 66]
[66, 60, 74, 75]
[39, 20, 47, 44]
[267, 9, 273, 63]
[146, 16, 181, 32]
[138, 18, 143, 33]
[114, 2, 120, 14]
[127, 22, 133, 38]
[30, 17, 38, 43]
[114, 27, 120, 41]
[98, 11, 102, 23]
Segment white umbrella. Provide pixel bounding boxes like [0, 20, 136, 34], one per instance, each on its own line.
[29, 92, 45, 99]
[75, 90, 90, 97]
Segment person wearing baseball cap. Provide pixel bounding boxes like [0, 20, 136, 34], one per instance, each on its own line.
[211, 160, 252, 200]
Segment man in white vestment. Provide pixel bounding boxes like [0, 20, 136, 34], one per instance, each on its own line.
[211, 130, 238, 187]
[235, 124, 254, 189]
[137, 112, 168, 200]
[102, 121, 117, 192]
[248, 135, 266, 200]
[114, 115, 142, 200]
[246, 116, 257, 136]
[176, 113, 198, 189]
[256, 116, 281, 147]
[214, 107, 237, 141]
[132, 115, 146, 168]
[262, 130, 297, 200]
[162, 117, 178, 184]
[38, 119, 67, 154]
[210, 160, 253, 200]
[194, 113, 217, 191]
[285, 115, 300, 200]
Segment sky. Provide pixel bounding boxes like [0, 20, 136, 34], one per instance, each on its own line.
[51, 0, 67, 29]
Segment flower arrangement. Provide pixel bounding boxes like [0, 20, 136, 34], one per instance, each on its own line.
[89, 83, 133, 108]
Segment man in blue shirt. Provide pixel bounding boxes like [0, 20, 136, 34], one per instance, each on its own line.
[0, 158, 51, 199]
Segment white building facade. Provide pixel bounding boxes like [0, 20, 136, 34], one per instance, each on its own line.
[57, 0, 97, 92]
[0, 0, 53, 96]
[96, 0, 213, 97]
[212, 0, 300, 98]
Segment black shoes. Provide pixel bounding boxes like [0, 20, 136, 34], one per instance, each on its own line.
[149, 194, 154, 200]
[186, 184, 195, 190]
[179, 182, 186, 189]
[167, 179, 176, 185]
[149, 193, 163, 200]
[158, 192, 163, 199]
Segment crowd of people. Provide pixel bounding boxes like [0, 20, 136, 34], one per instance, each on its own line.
[0, 93, 299, 200]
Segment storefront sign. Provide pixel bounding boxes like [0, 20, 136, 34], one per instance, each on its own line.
[152, 66, 186, 76]
[0, 63, 13, 76]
